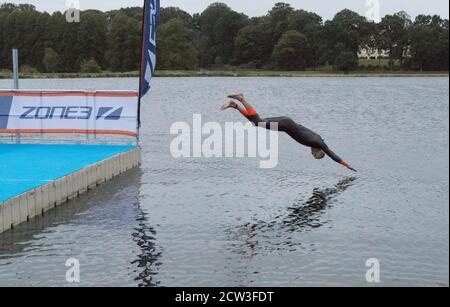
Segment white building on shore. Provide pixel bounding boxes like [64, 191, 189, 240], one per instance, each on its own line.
[358, 47, 389, 59]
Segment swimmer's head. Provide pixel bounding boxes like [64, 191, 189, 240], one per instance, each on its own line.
[311, 148, 325, 160]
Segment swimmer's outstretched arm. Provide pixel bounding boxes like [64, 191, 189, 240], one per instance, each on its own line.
[323, 147, 357, 172]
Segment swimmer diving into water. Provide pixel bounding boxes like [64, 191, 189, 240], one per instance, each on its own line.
[221, 94, 357, 172]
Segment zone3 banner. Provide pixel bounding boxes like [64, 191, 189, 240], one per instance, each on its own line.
[0, 91, 138, 137]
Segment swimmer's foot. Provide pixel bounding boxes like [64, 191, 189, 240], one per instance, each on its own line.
[228, 93, 245, 102]
[221, 101, 237, 111]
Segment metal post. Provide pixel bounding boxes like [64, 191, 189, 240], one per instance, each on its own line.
[12, 49, 19, 89]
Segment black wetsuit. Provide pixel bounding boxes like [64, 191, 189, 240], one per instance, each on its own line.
[246, 114, 344, 164]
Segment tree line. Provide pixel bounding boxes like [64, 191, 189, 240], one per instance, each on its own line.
[0, 2, 448, 73]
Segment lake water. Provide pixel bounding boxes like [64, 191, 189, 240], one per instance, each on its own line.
[0, 77, 448, 287]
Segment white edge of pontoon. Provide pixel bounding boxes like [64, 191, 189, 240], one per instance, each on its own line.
[0, 147, 141, 234]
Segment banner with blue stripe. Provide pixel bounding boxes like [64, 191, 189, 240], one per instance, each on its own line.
[139, 0, 160, 99]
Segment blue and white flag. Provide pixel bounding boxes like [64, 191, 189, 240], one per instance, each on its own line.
[139, 0, 160, 98]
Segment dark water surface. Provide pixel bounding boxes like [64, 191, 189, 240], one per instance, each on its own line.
[0, 77, 448, 286]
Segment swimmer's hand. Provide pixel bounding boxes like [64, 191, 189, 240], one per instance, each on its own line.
[346, 164, 358, 172]
[341, 161, 357, 172]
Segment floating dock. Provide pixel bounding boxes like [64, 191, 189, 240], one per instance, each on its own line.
[0, 144, 141, 234]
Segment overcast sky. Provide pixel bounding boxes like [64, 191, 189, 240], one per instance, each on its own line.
[5, 0, 449, 20]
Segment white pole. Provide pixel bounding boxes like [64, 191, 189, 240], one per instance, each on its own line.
[12, 49, 19, 89]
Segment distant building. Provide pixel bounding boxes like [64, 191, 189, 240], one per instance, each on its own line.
[358, 48, 389, 59]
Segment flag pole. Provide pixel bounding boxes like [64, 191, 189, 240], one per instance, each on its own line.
[12, 49, 19, 90]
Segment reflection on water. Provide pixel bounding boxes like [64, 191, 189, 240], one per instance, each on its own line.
[0, 191, 94, 259]
[0, 169, 162, 287]
[284, 177, 356, 232]
[132, 206, 162, 287]
[0, 77, 448, 286]
[230, 177, 357, 257]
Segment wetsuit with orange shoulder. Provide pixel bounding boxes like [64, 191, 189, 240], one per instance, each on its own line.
[241, 106, 353, 169]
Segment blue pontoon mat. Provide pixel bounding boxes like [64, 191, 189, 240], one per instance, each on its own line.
[0, 144, 136, 202]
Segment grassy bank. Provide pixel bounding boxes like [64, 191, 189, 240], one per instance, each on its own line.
[0, 70, 140, 79]
[156, 70, 449, 77]
[0, 69, 448, 79]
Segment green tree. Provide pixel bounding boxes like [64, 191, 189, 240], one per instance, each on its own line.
[192, 30, 212, 68]
[0, 10, 8, 68]
[407, 15, 449, 71]
[437, 19, 449, 71]
[233, 17, 273, 68]
[323, 9, 372, 64]
[31, 12, 51, 71]
[42, 48, 61, 72]
[106, 7, 142, 21]
[160, 7, 193, 27]
[272, 30, 310, 70]
[0, 7, 46, 70]
[0, 3, 36, 12]
[80, 58, 102, 73]
[334, 51, 358, 72]
[46, 12, 66, 69]
[378, 12, 412, 68]
[287, 9, 324, 68]
[43, 10, 107, 72]
[198, 3, 248, 67]
[78, 10, 108, 69]
[58, 22, 82, 72]
[268, 2, 294, 42]
[0, 3, 448, 74]
[107, 13, 141, 71]
[157, 19, 198, 70]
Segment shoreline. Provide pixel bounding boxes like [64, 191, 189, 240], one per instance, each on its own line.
[0, 70, 448, 79]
